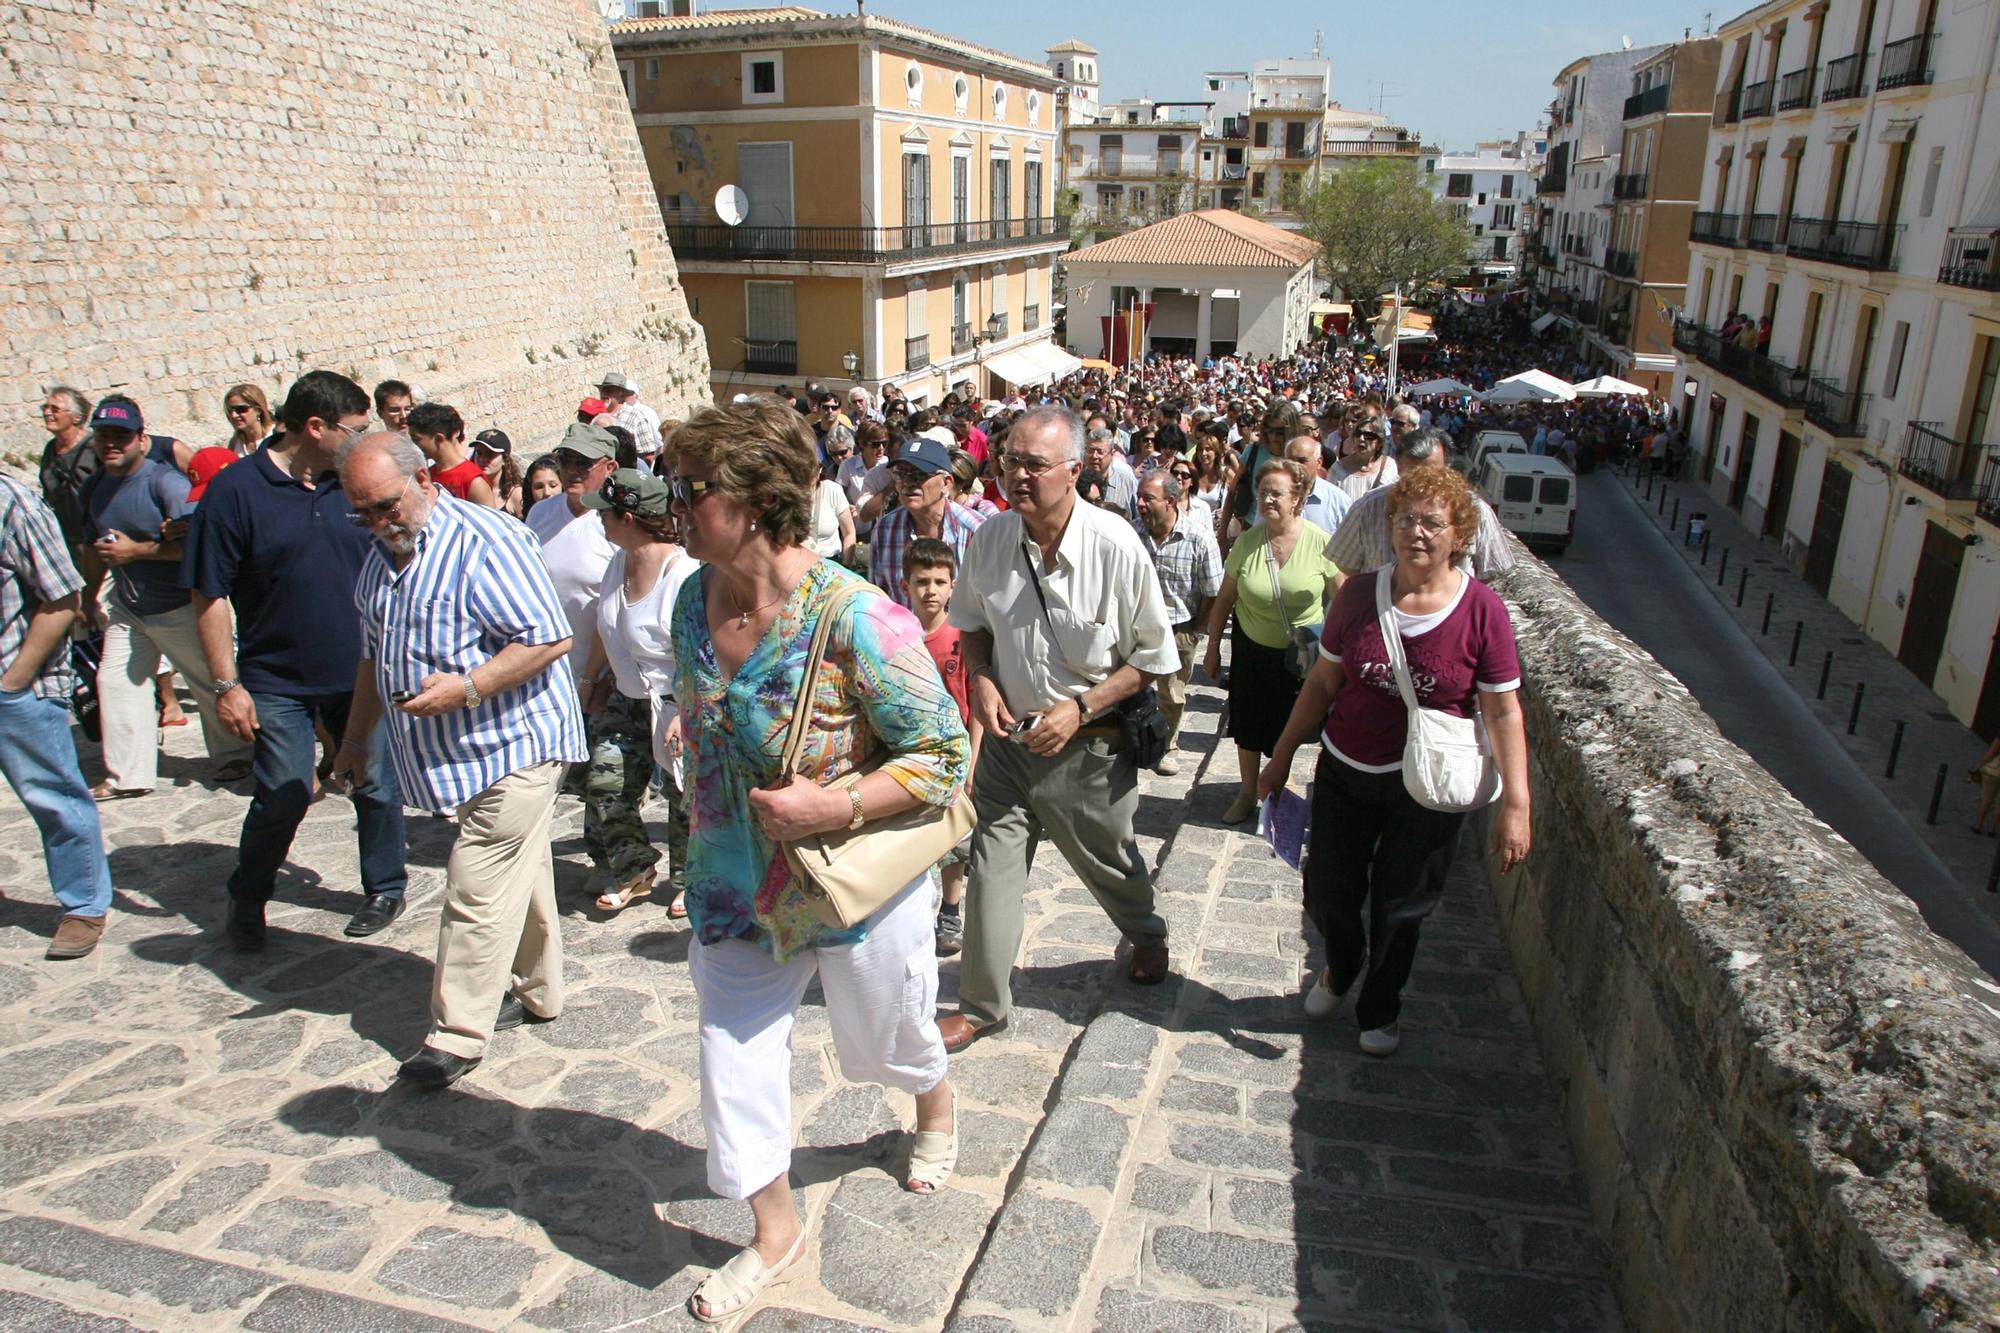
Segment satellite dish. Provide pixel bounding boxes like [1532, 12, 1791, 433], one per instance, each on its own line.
[597, 0, 623, 20]
[1621, 35, 1633, 49]
[715, 185, 750, 227]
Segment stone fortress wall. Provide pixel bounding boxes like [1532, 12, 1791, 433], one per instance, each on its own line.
[1, 0, 710, 464]
[1484, 551, 2000, 1331]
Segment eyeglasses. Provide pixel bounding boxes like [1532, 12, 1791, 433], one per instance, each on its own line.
[346, 481, 413, 526]
[328, 419, 366, 442]
[1353, 428, 1386, 442]
[1393, 512, 1453, 535]
[890, 466, 933, 486]
[554, 450, 600, 471]
[666, 475, 722, 508]
[226, 402, 257, 416]
[997, 453, 1065, 477]
[1170, 469, 1195, 481]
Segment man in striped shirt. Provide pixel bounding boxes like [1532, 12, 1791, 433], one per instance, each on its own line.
[331, 433, 586, 1091]
[869, 437, 986, 608]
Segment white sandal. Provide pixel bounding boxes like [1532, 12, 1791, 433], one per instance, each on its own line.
[904, 1090, 958, 1194]
[688, 1226, 810, 1324]
[595, 872, 655, 914]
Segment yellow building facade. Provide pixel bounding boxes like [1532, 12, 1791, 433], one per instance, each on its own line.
[613, 9, 1071, 405]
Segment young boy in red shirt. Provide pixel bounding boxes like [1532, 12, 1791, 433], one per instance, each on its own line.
[904, 537, 981, 956]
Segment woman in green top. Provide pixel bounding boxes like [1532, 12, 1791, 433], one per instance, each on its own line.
[1203, 459, 1345, 824]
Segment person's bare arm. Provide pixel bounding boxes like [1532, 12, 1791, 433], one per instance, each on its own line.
[1479, 688, 1531, 872]
[1, 593, 81, 692]
[1257, 655, 1342, 799]
[195, 592, 256, 742]
[397, 639, 572, 718]
[467, 474, 500, 509]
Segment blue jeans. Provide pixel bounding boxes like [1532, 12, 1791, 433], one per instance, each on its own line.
[226, 690, 407, 905]
[0, 688, 113, 917]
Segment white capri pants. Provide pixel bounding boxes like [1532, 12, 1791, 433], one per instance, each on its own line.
[688, 872, 947, 1200]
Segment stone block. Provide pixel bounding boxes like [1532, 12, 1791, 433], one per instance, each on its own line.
[1023, 1099, 1133, 1192]
[218, 1196, 373, 1273]
[960, 1188, 1096, 1316]
[742, 1314, 884, 1333]
[0, 1215, 278, 1315]
[1383, 1155, 1586, 1215]
[952, 1109, 1036, 1180]
[1259, 1092, 1496, 1160]
[302, 1149, 479, 1204]
[1166, 1122, 1297, 1175]
[0, 1104, 186, 1188]
[520, 1267, 701, 1332]
[373, 1226, 542, 1310]
[1147, 1225, 1441, 1322]
[1158, 1075, 1242, 1119]
[1130, 1166, 1203, 1215]
[1174, 1036, 1297, 1086]
[951, 1051, 1057, 1109]
[817, 1175, 994, 1323]
[38, 1154, 177, 1221]
[1221, 1176, 1508, 1265]
[145, 1161, 272, 1234]
[0, 1291, 148, 1332]
[1092, 1283, 1261, 1332]
[1435, 1269, 1616, 1333]
[0, 1038, 126, 1102]
[242, 1284, 485, 1332]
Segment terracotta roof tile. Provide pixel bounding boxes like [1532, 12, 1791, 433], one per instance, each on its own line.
[1066, 210, 1321, 269]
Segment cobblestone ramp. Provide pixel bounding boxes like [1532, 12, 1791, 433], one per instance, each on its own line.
[0, 685, 1615, 1329]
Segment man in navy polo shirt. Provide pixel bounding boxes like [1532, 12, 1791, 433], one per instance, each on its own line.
[183, 370, 409, 948]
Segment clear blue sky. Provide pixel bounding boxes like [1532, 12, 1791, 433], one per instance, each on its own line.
[729, 1, 1731, 151]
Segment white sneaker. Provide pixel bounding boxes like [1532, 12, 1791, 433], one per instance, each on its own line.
[1302, 966, 1340, 1019]
[1358, 1022, 1401, 1057]
[1153, 752, 1180, 777]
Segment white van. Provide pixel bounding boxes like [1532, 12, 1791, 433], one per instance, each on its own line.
[1458, 429, 1529, 479]
[1478, 453, 1576, 555]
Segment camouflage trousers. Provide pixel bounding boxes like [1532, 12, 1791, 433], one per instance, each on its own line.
[582, 692, 686, 886]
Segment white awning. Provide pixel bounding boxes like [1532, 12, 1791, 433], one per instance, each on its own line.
[1531, 312, 1560, 333]
[1029, 341, 1084, 380]
[984, 346, 1054, 387]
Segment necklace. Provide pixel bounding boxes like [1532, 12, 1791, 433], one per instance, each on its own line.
[724, 582, 786, 628]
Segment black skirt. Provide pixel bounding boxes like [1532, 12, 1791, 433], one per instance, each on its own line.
[1227, 618, 1304, 756]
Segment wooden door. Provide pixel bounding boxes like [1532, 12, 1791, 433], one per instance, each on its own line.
[1898, 521, 1963, 684]
[1803, 459, 1849, 595]
[1765, 431, 1801, 538]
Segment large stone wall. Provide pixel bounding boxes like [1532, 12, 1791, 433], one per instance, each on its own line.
[1483, 553, 2000, 1331]
[1, 0, 709, 462]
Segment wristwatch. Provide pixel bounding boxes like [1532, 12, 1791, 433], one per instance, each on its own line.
[847, 788, 866, 830]
[214, 677, 241, 696]
[463, 675, 482, 710]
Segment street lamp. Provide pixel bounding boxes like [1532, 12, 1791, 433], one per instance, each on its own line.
[842, 349, 859, 377]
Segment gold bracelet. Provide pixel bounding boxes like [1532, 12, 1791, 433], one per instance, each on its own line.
[847, 788, 866, 830]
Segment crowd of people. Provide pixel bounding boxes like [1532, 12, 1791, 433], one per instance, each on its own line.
[9, 311, 1592, 1321]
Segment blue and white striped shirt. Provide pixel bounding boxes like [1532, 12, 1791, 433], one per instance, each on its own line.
[354, 492, 586, 812]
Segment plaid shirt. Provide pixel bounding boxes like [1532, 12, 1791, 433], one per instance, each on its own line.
[607, 400, 664, 457]
[0, 476, 84, 701]
[1134, 508, 1224, 627]
[870, 501, 987, 607]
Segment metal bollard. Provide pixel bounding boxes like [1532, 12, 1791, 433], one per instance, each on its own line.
[1718, 546, 1729, 585]
[1658, 485, 1666, 515]
[1737, 566, 1749, 607]
[1788, 620, 1803, 666]
[1761, 591, 1773, 634]
[1816, 650, 1832, 699]
[1885, 720, 1906, 779]
[1671, 497, 1680, 529]
[1847, 681, 1865, 734]
[1927, 762, 1948, 825]
[1988, 836, 2000, 894]
[1699, 537, 1709, 566]
[1645, 474, 1654, 501]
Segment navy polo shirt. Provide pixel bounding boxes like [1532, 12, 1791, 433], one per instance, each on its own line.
[182, 446, 371, 696]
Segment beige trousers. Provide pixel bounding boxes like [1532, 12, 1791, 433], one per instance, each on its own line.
[429, 760, 566, 1059]
[1156, 627, 1202, 751]
[98, 598, 246, 790]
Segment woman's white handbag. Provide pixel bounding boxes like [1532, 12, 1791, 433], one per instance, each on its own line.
[1374, 568, 1503, 813]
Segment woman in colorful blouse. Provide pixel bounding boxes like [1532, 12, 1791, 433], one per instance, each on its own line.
[667, 397, 970, 1325]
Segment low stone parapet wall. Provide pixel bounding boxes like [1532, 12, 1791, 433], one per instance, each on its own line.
[1486, 553, 2000, 1331]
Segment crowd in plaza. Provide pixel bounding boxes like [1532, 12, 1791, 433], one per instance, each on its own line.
[8, 305, 1647, 1320]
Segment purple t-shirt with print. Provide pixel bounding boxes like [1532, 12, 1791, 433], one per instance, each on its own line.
[1319, 568, 1521, 768]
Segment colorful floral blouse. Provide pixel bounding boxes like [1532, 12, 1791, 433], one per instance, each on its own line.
[672, 560, 970, 962]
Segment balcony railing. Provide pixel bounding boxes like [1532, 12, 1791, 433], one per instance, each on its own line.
[1690, 211, 1742, 246]
[743, 340, 797, 375]
[1605, 248, 1638, 278]
[1823, 52, 1868, 101]
[1572, 298, 1601, 324]
[1219, 163, 1247, 180]
[1980, 455, 2000, 526]
[1940, 228, 2000, 291]
[1081, 157, 1189, 178]
[1745, 213, 1781, 251]
[1784, 216, 1901, 271]
[1024, 303, 1040, 332]
[1877, 33, 1935, 90]
[1323, 139, 1426, 156]
[1671, 319, 1700, 353]
[987, 312, 1008, 341]
[1612, 172, 1649, 199]
[1715, 87, 1742, 124]
[1804, 376, 1871, 437]
[1776, 67, 1816, 110]
[950, 323, 973, 355]
[905, 335, 930, 371]
[1623, 84, 1669, 120]
[1740, 78, 1775, 118]
[1540, 172, 1568, 195]
[1899, 422, 1985, 501]
[1678, 322, 1811, 407]
[664, 217, 1067, 263]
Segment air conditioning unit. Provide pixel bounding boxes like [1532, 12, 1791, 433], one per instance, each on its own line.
[630, 0, 693, 16]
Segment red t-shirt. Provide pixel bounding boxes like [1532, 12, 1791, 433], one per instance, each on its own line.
[923, 622, 971, 726]
[1319, 568, 1521, 769]
[432, 459, 487, 501]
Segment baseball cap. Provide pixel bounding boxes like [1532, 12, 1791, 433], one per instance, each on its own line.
[90, 400, 143, 433]
[893, 438, 953, 477]
[577, 397, 609, 419]
[918, 426, 956, 451]
[579, 468, 672, 518]
[185, 447, 237, 503]
[596, 371, 637, 393]
[556, 422, 618, 462]
[472, 428, 512, 456]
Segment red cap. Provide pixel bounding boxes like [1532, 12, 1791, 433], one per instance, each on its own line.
[186, 447, 238, 503]
[578, 397, 609, 419]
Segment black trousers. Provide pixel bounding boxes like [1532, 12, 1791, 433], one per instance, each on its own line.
[1303, 750, 1466, 1030]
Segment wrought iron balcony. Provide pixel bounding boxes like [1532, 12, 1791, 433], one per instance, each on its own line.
[743, 340, 797, 375]
[1623, 84, 1669, 120]
[1940, 229, 2000, 291]
[1740, 79, 1775, 118]
[1539, 172, 1568, 195]
[1679, 323, 1811, 407]
[1776, 67, 1816, 111]
[1605, 248, 1639, 278]
[1745, 213, 1781, 251]
[951, 323, 973, 355]
[987, 312, 1008, 341]
[905, 335, 929, 371]
[1877, 33, 1935, 90]
[1980, 455, 2000, 527]
[1714, 87, 1741, 124]
[1690, 211, 1742, 246]
[1220, 163, 1248, 180]
[1898, 422, 1984, 502]
[1024, 303, 1040, 331]
[1784, 217, 1901, 271]
[1823, 52, 1868, 101]
[664, 217, 1067, 264]
[1804, 376, 1870, 437]
[1612, 172, 1649, 199]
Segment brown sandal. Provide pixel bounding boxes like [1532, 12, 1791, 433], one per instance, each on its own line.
[1128, 942, 1170, 985]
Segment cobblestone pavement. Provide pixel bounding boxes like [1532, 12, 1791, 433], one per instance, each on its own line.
[0, 677, 1615, 1330]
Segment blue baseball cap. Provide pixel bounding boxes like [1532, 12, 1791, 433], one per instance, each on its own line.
[89, 400, 143, 433]
[894, 437, 954, 477]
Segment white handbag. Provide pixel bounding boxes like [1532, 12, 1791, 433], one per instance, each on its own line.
[1374, 568, 1502, 813]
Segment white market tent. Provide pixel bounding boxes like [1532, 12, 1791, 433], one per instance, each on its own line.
[1404, 376, 1479, 396]
[1572, 373, 1650, 398]
[983, 341, 1084, 387]
[1482, 369, 1577, 403]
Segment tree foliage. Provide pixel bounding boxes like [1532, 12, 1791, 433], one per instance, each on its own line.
[1297, 159, 1473, 312]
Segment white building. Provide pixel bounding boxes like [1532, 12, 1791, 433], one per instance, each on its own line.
[1423, 146, 1537, 278]
[1196, 70, 1252, 212]
[1061, 209, 1321, 361]
[1246, 56, 1331, 223]
[1064, 103, 1204, 244]
[1675, 0, 2000, 729]
[1536, 44, 1671, 304]
[1045, 39, 1099, 126]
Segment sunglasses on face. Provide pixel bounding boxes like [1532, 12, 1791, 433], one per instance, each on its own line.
[226, 403, 257, 416]
[666, 475, 721, 508]
[345, 484, 412, 526]
[1170, 469, 1195, 480]
[1353, 428, 1385, 441]
[554, 450, 598, 471]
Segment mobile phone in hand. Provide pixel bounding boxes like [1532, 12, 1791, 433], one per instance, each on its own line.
[390, 690, 418, 704]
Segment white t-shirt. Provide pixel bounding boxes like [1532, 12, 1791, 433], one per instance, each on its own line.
[527, 494, 615, 680]
[1332, 454, 1399, 501]
[596, 547, 699, 700]
[809, 480, 852, 558]
[837, 456, 890, 533]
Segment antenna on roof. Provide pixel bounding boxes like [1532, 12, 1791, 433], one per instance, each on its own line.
[1368, 80, 1399, 115]
[1312, 29, 1323, 59]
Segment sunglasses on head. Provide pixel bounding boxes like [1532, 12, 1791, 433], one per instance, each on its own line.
[599, 477, 652, 513]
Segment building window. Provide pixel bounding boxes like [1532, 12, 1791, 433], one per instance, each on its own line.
[619, 61, 636, 108]
[1250, 171, 1265, 199]
[1024, 159, 1043, 226]
[744, 281, 797, 374]
[1500, 175, 1514, 198]
[644, 59, 659, 81]
[993, 83, 1008, 118]
[1028, 92, 1042, 126]
[903, 149, 932, 236]
[992, 156, 1012, 223]
[952, 272, 971, 351]
[905, 62, 923, 107]
[1919, 147, 1944, 218]
[953, 75, 969, 114]
[1884, 320, 1910, 399]
[742, 52, 783, 104]
[1446, 173, 1472, 198]
[1253, 120, 1269, 148]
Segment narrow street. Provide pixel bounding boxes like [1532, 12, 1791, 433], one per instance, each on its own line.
[1554, 468, 2000, 976]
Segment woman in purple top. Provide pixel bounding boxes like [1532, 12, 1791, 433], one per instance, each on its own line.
[1260, 467, 1532, 1057]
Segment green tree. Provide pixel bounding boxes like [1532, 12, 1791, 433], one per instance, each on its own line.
[1297, 159, 1473, 312]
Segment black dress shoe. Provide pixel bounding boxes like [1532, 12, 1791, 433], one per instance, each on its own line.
[344, 894, 405, 938]
[397, 1046, 481, 1089]
[493, 994, 556, 1032]
[226, 897, 266, 952]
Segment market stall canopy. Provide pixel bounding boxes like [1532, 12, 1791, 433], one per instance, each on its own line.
[1404, 376, 1479, 396]
[1530, 311, 1562, 334]
[1572, 373, 1649, 398]
[1308, 300, 1352, 316]
[1079, 357, 1116, 372]
[1482, 369, 1576, 403]
[1370, 307, 1435, 343]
